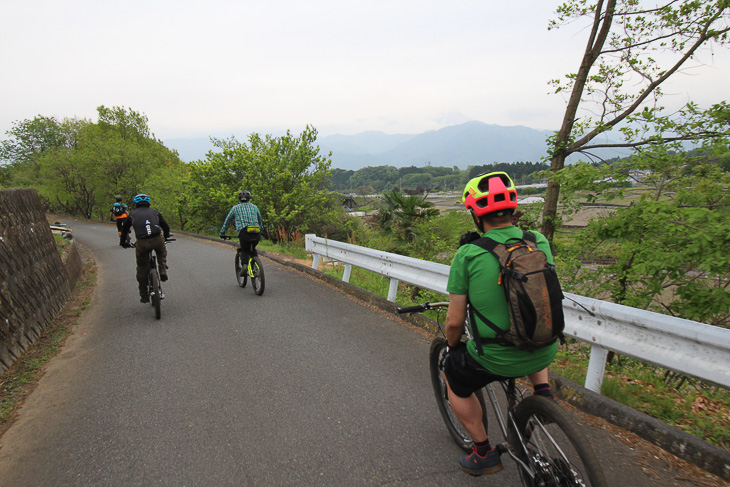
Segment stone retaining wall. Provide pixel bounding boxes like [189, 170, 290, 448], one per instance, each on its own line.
[0, 188, 73, 374]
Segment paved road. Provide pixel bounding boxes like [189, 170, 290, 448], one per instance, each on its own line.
[0, 219, 702, 486]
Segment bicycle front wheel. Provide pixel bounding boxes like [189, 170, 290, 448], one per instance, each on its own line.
[429, 337, 488, 452]
[150, 270, 161, 320]
[510, 395, 607, 487]
[251, 256, 265, 296]
[235, 252, 248, 288]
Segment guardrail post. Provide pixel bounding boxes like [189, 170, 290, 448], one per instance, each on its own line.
[584, 344, 609, 393]
[387, 278, 399, 302]
[312, 254, 320, 270]
[343, 264, 352, 283]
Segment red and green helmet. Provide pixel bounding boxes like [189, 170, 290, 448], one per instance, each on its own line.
[462, 171, 518, 217]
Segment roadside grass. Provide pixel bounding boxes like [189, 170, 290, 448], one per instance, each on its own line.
[258, 239, 310, 260]
[0, 249, 96, 433]
[53, 234, 69, 256]
[552, 343, 730, 450]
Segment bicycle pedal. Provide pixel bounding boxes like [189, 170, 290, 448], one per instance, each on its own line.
[496, 443, 509, 455]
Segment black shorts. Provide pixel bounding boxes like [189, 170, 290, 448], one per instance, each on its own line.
[442, 345, 511, 398]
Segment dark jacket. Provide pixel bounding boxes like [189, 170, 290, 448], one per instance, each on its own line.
[120, 206, 170, 245]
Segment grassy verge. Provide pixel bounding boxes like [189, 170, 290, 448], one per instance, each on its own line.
[552, 343, 729, 449]
[258, 239, 310, 260]
[0, 247, 96, 434]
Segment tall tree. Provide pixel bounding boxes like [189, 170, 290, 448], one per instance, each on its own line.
[31, 106, 183, 219]
[187, 126, 347, 239]
[542, 0, 730, 240]
[0, 116, 68, 186]
[557, 127, 730, 326]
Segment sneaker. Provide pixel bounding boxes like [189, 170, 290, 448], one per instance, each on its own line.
[140, 295, 149, 303]
[159, 270, 168, 282]
[459, 448, 503, 476]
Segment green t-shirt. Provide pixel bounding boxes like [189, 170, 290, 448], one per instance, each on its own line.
[447, 226, 558, 377]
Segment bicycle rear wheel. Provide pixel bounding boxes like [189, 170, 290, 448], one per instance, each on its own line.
[429, 337, 488, 452]
[510, 395, 607, 487]
[250, 256, 265, 296]
[150, 269, 161, 320]
[235, 251, 247, 288]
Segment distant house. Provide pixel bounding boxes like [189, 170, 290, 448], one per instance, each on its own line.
[342, 196, 358, 211]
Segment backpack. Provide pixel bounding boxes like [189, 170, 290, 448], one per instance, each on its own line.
[468, 231, 565, 353]
[112, 203, 127, 217]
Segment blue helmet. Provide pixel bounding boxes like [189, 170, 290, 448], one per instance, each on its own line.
[133, 194, 151, 205]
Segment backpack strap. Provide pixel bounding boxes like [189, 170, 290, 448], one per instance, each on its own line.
[465, 233, 533, 354]
[467, 301, 510, 355]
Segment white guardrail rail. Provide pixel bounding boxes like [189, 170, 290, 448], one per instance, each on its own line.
[305, 234, 730, 393]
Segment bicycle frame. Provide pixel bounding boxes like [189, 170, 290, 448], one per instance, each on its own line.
[463, 319, 538, 477]
[399, 301, 596, 485]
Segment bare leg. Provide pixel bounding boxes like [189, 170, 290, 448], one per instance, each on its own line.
[527, 368, 548, 386]
[445, 376, 487, 443]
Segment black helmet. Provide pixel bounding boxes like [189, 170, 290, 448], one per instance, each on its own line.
[238, 190, 251, 202]
[115, 195, 123, 202]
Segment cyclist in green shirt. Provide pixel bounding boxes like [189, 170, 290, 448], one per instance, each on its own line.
[443, 172, 557, 476]
[219, 190, 264, 264]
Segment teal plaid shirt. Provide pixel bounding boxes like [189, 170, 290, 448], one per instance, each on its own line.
[220, 202, 263, 235]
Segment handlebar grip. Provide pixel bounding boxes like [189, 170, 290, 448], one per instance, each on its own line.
[397, 304, 427, 314]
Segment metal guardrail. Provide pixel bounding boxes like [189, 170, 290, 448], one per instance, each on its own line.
[305, 234, 730, 393]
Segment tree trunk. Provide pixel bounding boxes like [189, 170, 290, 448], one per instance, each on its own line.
[541, 152, 567, 241]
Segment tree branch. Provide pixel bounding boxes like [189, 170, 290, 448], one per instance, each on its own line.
[571, 132, 726, 153]
[570, 15, 730, 151]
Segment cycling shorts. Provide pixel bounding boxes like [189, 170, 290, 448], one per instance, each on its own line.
[442, 344, 511, 398]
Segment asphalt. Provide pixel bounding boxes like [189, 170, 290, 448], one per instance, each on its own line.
[0, 219, 724, 486]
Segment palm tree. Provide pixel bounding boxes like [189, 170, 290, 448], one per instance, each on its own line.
[377, 190, 440, 242]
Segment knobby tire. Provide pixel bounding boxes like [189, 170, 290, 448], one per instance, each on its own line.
[251, 256, 265, 296]
[429, 337, 488, 452]
[150, 269, 161, 320]
[510, 395, 607, 487]
[235, 252, 248, 288]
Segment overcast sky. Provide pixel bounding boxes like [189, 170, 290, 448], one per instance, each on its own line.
[1, 1, 728, 141]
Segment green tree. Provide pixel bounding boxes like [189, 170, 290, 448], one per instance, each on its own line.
[188, 126, 349, 239]
[30, 106, 184, 219]
[0, 115, 68, 187]
[559, 135, 730, 327]
[376, 190, 440, 242]
[541, 0, 730, 240]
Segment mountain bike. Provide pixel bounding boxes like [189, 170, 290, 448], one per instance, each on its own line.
[220, 236, 265, 296]
[397, 302, 607, 486]
[132, 237, 175, 319]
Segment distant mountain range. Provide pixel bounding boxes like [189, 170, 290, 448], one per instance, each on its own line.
[164, 121, 627, 170]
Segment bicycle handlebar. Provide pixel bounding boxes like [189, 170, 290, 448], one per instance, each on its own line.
[127, 236, 175, 249]
[397, 302, 449, 314]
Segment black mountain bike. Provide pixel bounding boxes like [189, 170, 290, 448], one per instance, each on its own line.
[398, 302, 607, 487]
[221, 236, 265, 296]
[132, 237, 174, 319]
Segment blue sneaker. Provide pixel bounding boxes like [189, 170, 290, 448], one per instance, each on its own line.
[459, 447, 503, 476]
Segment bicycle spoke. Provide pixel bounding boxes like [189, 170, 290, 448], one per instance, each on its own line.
[512, 397, 606, 486]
